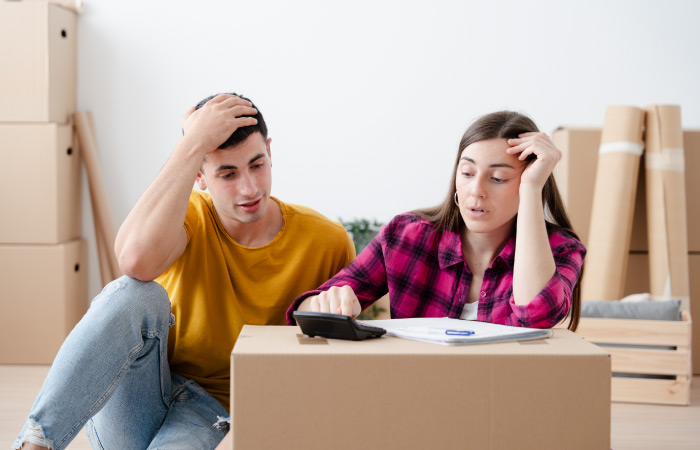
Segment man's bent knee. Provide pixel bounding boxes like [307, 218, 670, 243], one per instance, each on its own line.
[91, 276, 172, 324]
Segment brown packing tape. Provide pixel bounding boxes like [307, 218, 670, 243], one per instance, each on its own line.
[581, 106, 644, 301]
[73, 111, 122, 286]
[644, 105, 690, 306]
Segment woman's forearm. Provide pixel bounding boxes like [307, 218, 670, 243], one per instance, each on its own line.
[513, 184, 556, 305]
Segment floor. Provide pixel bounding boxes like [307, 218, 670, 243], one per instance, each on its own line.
[2, 366, 699, 449]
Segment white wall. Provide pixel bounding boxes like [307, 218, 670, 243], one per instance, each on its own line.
[77, 0, 700, 298]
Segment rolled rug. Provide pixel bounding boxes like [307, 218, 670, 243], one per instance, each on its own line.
[582, 106, 644, 301]
[644, 105, 690, 311]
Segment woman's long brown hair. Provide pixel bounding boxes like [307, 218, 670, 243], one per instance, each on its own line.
[413, 111, 582, 331]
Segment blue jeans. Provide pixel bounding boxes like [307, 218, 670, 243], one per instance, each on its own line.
[13, 277, 229, 450]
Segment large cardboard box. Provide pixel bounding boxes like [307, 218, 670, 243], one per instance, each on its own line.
[0, 123, 81, 244]
[0, 239, 87, 364]
[231, 326, 611, 450]
[552, 128, 601, 249]
[0, 1, 77, 123]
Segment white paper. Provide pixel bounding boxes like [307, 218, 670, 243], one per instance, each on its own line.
[357, 317, 551, 345]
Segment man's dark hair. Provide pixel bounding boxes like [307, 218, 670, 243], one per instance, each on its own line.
[195, 92, 268, 149]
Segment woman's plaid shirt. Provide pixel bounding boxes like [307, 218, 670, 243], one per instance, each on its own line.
[288, 213, 585, 328]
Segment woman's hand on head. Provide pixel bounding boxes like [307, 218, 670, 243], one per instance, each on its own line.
[298, 285, 363, 318]
[506, 132, 561, 190]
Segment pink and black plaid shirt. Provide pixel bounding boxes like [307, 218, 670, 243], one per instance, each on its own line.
[287, 213, 586, 328]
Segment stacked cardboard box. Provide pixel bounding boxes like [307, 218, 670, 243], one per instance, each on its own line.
[0, 1, 87, 364]
[552, 127, 700, 375]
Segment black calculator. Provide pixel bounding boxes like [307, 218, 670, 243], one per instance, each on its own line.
[293, 311, 387, 341]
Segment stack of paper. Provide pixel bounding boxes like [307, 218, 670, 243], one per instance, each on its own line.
[358, 317, 551, 345]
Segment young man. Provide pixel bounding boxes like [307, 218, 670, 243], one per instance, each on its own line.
[14, 93, 355, 450]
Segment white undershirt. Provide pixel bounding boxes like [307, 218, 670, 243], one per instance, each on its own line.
[460, 301, 479, 320]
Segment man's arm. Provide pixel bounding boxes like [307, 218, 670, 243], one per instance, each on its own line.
[115, 94, 258, 281]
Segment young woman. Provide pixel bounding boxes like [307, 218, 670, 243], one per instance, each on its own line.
[287, 111, 585, 331]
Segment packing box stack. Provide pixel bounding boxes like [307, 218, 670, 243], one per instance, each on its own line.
[0, 0, 86, 364]
[0, 0, 76, 123]
[553, 120, 697, 405]
[231, 326, 611, 450]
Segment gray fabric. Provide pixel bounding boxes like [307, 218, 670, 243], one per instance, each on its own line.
[581, 299, 682, 321]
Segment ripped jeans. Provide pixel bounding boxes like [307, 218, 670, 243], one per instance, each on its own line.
[13, 277, 229, 450]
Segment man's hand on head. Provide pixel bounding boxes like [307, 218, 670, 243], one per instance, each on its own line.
[181, 94, 258, 156]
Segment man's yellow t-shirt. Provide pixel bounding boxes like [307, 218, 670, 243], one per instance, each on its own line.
[155, 191, 355, 411]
